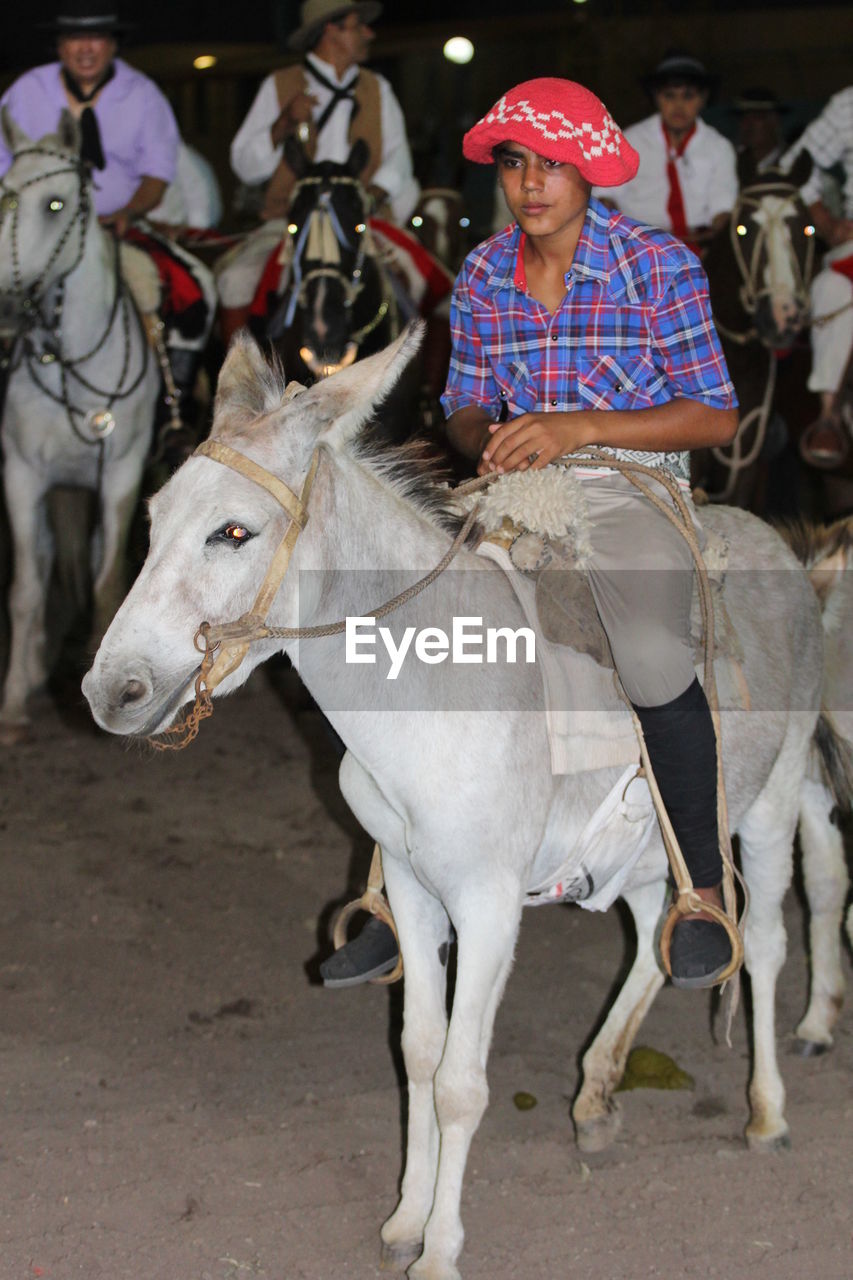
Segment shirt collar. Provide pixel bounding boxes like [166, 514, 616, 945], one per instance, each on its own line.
[305, 52, 358, 89]
[486, 197, 612, 295]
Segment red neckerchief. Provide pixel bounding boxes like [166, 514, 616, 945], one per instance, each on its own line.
[663, 119, 696, 241]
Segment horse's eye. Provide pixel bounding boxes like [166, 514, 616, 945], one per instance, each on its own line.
[804, 224, 816, 237]
[355, 222, 366, 233]
[287, 222, 299, 235]
[47, 198, 64, 213]
[411, 215, 423, 228]
[207, 522, 255, 547]
[736, 224, 748, 237]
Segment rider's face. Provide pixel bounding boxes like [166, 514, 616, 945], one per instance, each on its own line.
[655, 83, 708, 135]
[57, 34, 117, 87]
[496, 143, 590, 240]
[329, 14, 375, 65]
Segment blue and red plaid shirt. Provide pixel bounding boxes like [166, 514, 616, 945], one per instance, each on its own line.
[441, 197, 737, 483]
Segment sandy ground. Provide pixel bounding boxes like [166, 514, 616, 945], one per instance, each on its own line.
[0, 665, 851, 1280]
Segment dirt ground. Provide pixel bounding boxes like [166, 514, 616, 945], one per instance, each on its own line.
[0, 664, 851, 1280]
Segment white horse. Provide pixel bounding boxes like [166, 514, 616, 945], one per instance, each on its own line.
[0, 110, 160, 732]
[83, 329, 849, 1280]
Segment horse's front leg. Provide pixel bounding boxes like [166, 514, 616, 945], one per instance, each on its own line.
[379, 854, 453, 1271]
[409, 877, 523, 1280]
[90, 456, 144, 639]
[738, 790, 799, 1150]
[0, 460, 52, 730]
[794, 776, 849, 1053]
[573, 876, 667, 1152]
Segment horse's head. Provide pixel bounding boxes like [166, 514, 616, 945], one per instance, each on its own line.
[714, 150, 816, 349]
[272, 137, 384, 379]
[82, 322, 425, 738]
[0, 109, 93, 317]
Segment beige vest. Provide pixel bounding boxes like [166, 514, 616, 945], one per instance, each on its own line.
[261, 64, 383, 221]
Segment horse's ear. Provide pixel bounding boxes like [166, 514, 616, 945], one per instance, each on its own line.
[737, 148, 758, 190]
[0, 106, 32, 156]
[346, 138, 370, 177]
[212, 331, 283, 427]
[284, 134, 309, 178]
[785, 147, 814, 190]
[56, 109, 82, 156]
[310, 321, 425, 445]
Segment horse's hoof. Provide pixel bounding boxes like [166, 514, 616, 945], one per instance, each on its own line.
[380, 1239, 422, 1271]
[0, 720, 33, 746]
[407, 1260, 461, 1280]
[746, 1127, 791, 1153]
[790, 1037, 831, 1058]
[574, 1104, 622, 1153]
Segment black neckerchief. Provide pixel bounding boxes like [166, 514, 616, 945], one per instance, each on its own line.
[61, 64, 115, 170]
[304, 59, 360, 133]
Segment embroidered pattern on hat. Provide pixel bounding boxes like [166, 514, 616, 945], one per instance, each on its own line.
[486, 95, 624, 160]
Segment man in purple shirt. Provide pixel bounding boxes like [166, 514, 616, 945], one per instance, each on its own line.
[323, 78, 741, 993]
[0, 3, 214, 430]
[0, 5, 179, 233]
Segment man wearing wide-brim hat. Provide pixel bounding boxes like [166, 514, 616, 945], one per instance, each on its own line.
[0, 1, 217, 426]
[594, 51, 737, 252]
[0, 2, 178, 236]
[218, 0, 420, 345]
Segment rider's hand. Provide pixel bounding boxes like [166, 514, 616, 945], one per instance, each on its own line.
[99, 207, 132, 238]
[477, 411, 595, 476]
[271, 92, 318, 147]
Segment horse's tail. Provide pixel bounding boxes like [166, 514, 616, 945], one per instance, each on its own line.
[777, 514, 853, 811]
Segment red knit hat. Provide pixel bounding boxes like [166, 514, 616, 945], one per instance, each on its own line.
[463, 78, 639, 188]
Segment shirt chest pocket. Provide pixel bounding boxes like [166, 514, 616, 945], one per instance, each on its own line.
[493, 360, 538, 414]
[576, 352, 663, 410]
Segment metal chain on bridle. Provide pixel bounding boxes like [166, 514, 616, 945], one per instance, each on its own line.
[707, 182, 816, 502]
[0, 144, 150, 448]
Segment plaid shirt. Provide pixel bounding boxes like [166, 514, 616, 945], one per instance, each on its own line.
[441, 197, 736, 483]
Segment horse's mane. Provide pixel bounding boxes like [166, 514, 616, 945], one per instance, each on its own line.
[352, 430, 471, 538]
[777, 516, 853, 570]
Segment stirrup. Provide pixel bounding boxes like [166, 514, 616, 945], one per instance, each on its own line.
[331, 844, 403, 985]
[659, 890, 744, 987]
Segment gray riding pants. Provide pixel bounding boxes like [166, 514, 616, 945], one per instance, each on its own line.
[582, 472, 699, 709]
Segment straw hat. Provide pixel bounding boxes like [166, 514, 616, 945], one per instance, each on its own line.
[287, 0, 382, 54]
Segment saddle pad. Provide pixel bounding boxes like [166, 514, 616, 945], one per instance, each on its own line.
[525, 765, 657, 913]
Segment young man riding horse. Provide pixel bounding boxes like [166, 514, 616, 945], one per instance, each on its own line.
[594, 52, 738, 255]
[0, 1, 216, 431]
[217, 0, 421, 347]
[324, 76, 740, 992]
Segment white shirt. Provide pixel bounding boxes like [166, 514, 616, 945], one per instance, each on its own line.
[150, 143, 223, 227]
[229, 53, 420, 224]
[594, 113, 738, 231]
[780, 86, 853, 218]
